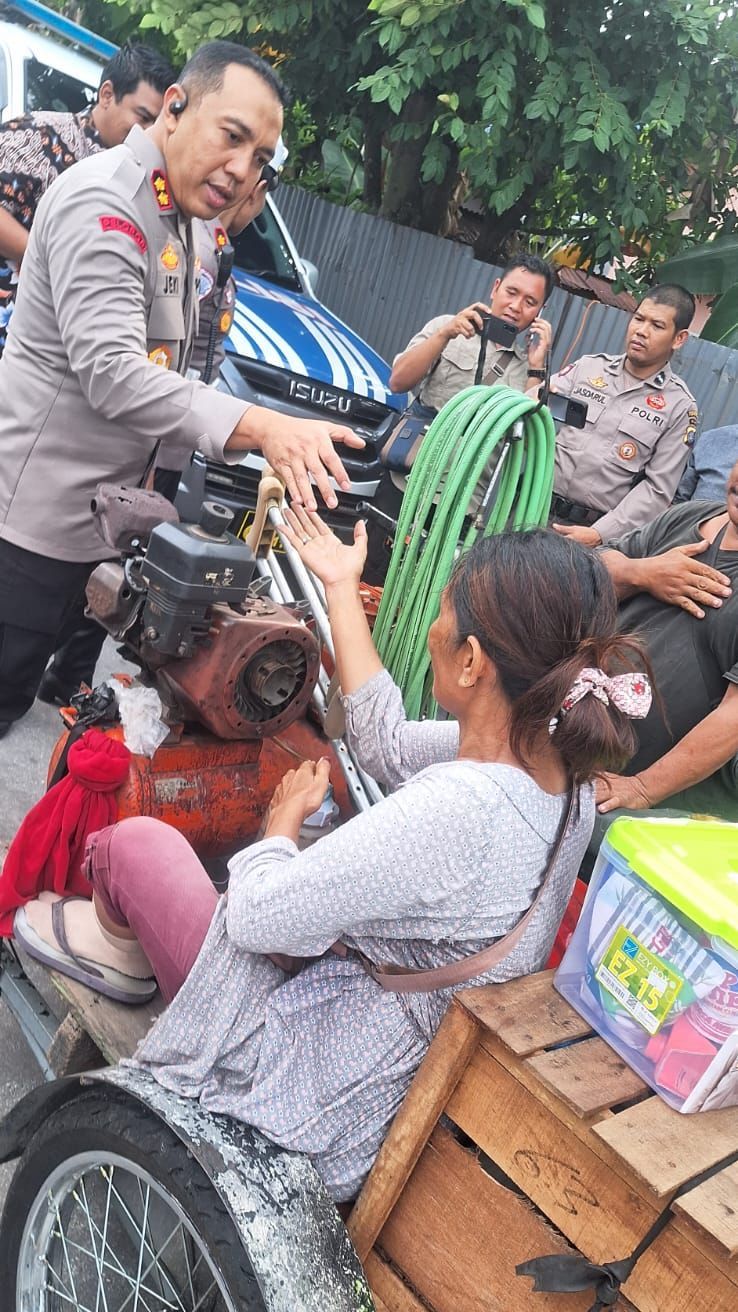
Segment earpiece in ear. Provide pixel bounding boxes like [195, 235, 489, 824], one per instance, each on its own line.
[260, 162, 279, 192]
[170, 94, 188, 117]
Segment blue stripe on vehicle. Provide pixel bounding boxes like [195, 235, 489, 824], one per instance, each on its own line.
[232, 306, 287, 369]
[228, 321, 261, 360]
[234, 304, 305, 374]
[297, 315, 353, 393]
[231, 273, 392, 403]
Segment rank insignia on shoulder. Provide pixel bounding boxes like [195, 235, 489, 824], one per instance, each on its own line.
[151, 168, 174, 212]
[149, 345, 172, 369]
[684, 426, 697, 447]
[646, 393, 666, 410]
[160, 242, 179, 271]
[214, 225, 228, 249]
[588, 376, 607, 388]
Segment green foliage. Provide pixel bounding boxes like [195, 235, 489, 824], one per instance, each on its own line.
[699, 285, 738, 348]
[656, 237, 738, 348]
[656, 235, 738, 296]
[87, 0, 738, 266]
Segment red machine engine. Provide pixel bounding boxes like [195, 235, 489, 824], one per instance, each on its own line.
[85, 492, 320, 740]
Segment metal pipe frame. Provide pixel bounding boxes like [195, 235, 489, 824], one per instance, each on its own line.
[252, 553, 383, 811]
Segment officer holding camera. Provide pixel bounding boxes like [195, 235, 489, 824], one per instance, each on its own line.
[363, 253, 555, 582]
[388, 253, 555, 407]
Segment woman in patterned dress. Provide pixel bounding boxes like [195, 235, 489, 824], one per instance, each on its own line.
[15, 518, 649, 1199]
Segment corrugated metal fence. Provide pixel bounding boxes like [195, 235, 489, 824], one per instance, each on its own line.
[277, 185, 738, 432]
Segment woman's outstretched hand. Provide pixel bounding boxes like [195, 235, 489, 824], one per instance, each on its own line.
[280, 505, 367, 589]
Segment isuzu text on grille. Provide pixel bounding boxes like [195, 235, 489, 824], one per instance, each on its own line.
[288, 380, 353, 414]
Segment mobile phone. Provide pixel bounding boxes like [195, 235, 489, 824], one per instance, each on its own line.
[475, 312, 517, 351]
[547, 394, 587, 429]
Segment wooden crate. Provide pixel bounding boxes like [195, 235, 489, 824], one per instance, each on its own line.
[348, 971, 738, 1312]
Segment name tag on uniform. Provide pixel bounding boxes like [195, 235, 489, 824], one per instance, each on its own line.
[158, 270, 180, 297]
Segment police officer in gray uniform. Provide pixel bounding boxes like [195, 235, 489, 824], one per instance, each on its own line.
[548, 284, 699, 547]
[37, 146, 289, 707]
[0, 42, 361, 738]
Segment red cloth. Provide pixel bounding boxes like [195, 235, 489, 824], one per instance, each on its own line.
[0, 729, 130, 935]
[546, 878, 588, 970]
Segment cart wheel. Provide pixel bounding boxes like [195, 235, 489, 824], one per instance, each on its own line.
[0, 1088, 267, 1310]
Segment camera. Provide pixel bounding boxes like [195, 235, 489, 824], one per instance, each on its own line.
[474, 311, 518, 351]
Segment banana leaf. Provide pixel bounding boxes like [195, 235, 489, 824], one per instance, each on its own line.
[655, 236, 738, 295]
[698, 283, 738, 347]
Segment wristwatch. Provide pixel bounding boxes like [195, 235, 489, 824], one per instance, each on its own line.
[527, 368, 546, 379]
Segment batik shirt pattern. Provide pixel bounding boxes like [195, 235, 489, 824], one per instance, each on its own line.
[0, 109, 102, 354]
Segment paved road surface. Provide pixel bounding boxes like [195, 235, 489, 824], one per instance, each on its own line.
[0, 641, 135, 1210]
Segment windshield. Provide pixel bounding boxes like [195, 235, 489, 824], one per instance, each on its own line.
[25, 56, 95, 113]
[231, 201, 303, 292]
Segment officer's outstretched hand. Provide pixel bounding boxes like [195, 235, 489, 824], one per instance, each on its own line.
[227, 407, 365, 510]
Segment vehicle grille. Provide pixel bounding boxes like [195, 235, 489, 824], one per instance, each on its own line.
[230, 357, 394, 434]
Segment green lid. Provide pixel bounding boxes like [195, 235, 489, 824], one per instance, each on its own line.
[605, 816, 738, 952]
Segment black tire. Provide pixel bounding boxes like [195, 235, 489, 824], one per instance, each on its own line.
[0, 1086, 267, 1311]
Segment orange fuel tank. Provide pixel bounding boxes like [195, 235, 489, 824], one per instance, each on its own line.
[48, 718, 355, 857]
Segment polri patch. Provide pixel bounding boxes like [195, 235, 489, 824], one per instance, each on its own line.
[160, 242, 179, 271]
[151, 168, 174, 212]
[197, 269, 214, 300]
[99, 215, 147, 253]
[149, 345, 172, 369]
[618, 440, 637, 461]
[646, 393, 666, 410]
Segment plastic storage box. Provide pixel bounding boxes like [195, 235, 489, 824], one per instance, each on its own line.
[554, 816, 738, 1112]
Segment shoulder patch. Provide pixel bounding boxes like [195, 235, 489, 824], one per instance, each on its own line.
[558, 363, 574, 377]
[683, 406, 699, 446]
[99, 215, 147, 253]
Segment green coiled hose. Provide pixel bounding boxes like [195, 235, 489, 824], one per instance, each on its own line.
[373, 384, 556, 719]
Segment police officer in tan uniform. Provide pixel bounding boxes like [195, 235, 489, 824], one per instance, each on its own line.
[0, 43, 361, 737]
[548, 285, 699, 547]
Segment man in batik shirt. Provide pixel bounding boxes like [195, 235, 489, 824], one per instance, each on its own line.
[0, 41, 173, 354]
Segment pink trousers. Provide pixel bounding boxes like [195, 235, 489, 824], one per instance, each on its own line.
[85, 816, 218, 1003]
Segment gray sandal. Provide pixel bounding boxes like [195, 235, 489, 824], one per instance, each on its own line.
[14, 897, 157, 1005]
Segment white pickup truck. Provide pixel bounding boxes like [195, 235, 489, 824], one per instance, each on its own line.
[0, 9, 103, 121]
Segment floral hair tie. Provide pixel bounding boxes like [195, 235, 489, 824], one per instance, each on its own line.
[549, 667, 652, 735]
